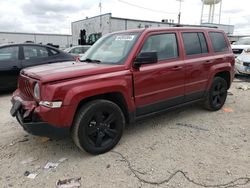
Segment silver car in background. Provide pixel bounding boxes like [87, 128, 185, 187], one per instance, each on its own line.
[231, 37, 250, 57]
[235, 49, 250, 75]
[64, 45, 91, 60]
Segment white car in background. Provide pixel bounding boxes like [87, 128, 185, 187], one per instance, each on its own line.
[64, 45, 91, 59]
[235, 49, 250, 75]
[231, 37, 250, 57]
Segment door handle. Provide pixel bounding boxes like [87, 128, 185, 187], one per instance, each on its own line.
[204, 60, 212, 64]
[171, 66, 183, 71]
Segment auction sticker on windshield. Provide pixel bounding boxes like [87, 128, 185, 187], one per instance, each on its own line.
[115, 35, 135, 41]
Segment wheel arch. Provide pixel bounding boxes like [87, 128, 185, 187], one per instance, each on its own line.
[214, 71, 231, 89]
[72, 92, 130, 130]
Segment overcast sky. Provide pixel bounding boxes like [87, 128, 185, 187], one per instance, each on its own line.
[0, 0, 249, 35]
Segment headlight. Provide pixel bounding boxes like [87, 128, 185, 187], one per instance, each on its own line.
[236, 59, 243, 65]
[34, 82, 40, 100]
[39, 101, 62, 108]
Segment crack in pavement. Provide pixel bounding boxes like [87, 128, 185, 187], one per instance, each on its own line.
[175, 123, 209, 132]
[111, 151, 250, 188]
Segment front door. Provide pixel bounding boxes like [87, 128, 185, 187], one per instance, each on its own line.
[20, 45, 52, 68]
[132, 32, 185, 116]
[0, 45, 21, 90]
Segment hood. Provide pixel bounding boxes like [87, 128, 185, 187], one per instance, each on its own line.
[237, 51, 250, 62]
[21, 61, 125, 83]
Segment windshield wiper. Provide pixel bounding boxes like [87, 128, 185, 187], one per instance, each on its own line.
[82, 58, 101, 64]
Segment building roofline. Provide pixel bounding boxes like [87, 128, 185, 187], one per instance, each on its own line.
[0, 31, 72, 37]
[72, 13, 175, 26]
[201, 22, 234, 27]
[72, 13, 112, 24]
[111, 16, 175, 25]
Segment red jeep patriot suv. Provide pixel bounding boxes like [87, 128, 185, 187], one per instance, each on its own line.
[11, 27, 235, 154]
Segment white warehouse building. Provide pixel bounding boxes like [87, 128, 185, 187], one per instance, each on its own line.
[0, 31, 73, 48]
[71, 13, 234, 46]
[71, 13, 175, 46]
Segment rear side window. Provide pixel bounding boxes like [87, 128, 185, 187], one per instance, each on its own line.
[0, 46, 18, 61]
[209, 32, 228, 52]
[140, 33, 179, 60]
[182, 32, 208, 55]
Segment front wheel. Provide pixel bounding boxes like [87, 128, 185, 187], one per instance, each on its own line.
[203, 77, 228, 111]
[72, 100, 125, 155]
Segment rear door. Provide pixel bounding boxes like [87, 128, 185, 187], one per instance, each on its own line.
[181, 31, 212, 101]
[20, 45, 52, 68]
[132, 31, 185, 116]
[0, 45, 21, 90]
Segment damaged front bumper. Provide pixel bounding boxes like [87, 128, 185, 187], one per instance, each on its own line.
[10, 93, 70, 139]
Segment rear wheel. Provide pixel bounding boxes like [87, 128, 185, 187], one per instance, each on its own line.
[72, 100, 125, 154]
[203, 77, 228, 111]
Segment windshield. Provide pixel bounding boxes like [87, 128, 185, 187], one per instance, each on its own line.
[80, 32, 140, 64]
[234, 38, 250, 45]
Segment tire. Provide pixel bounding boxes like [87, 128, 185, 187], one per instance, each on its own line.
[203, 77, 228, 111]
[72, 99, 125, 155]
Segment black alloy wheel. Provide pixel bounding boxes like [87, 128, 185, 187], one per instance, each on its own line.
[204, 77, 228, 111]
[72, 100, 125, 154]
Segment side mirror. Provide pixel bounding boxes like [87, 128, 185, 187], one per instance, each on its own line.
[134, 52, 158, 68]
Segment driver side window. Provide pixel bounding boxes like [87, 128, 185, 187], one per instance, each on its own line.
[140, 33, 179, 61]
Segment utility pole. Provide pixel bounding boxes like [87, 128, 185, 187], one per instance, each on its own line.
[177, 0, 184, 24]
[99, 0, 102, 29]
[219, 0, 222, 24]
[200, 0, 204, 24]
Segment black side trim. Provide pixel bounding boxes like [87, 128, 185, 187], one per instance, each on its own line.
[136, 98, 203, 121]
[136, 95, 184, 116]
[135, 91, 206, 121]
[184, 91, 205, 102]
[128, 111, 136, 124]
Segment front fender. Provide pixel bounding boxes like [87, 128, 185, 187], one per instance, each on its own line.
[43, 71, 135, 126]
[65, 79, 134, 110]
